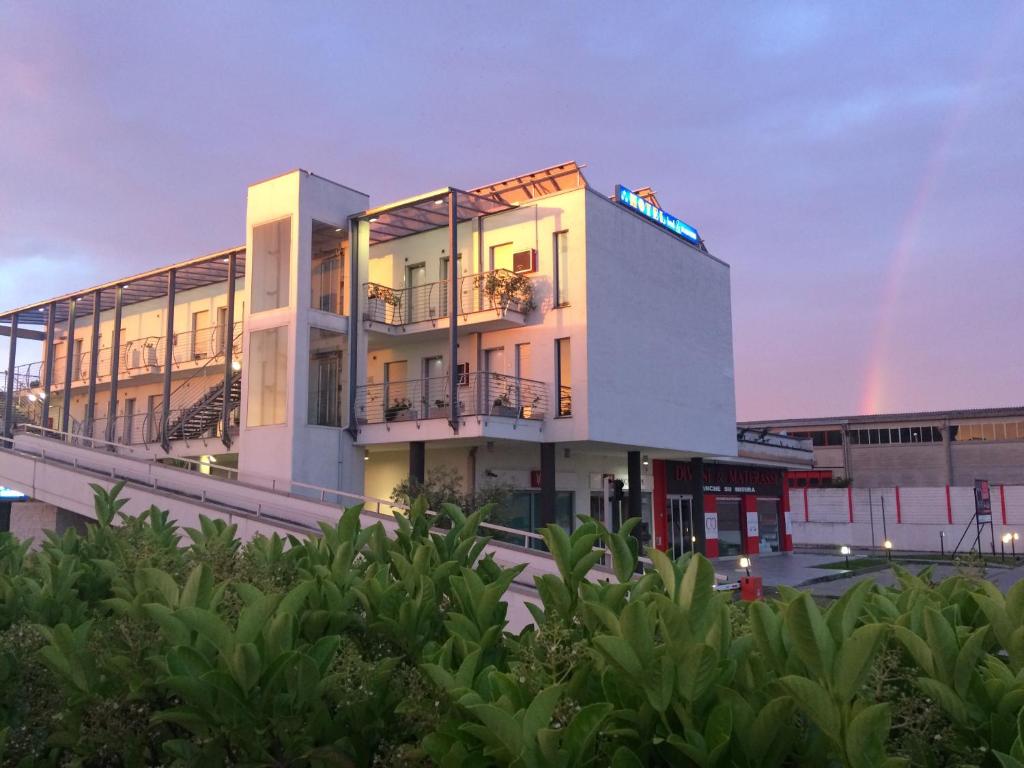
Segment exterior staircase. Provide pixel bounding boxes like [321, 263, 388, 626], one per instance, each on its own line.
[163, 370, 241, 444]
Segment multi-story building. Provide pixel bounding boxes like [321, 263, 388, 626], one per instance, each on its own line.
[742, 407, 1024, 488]
[1, 162, 808, 557]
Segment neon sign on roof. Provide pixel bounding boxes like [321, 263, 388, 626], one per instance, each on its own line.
[615, 185, 700, 245]
[0, 486, 27, 500]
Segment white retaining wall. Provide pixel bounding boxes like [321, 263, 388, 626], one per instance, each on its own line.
[791, 485, 1024, 553]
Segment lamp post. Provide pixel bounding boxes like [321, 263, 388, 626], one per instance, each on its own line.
[739, 556, 751, 578]
[940, 530, 946, 558]
[1001, 533, 1011, 563]
[883, 539, 893, 561]
[840, 545, 851, 569]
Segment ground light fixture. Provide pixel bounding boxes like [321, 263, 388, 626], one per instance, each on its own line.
[883, 539, 893, 561]
[840, 544, 851, 568]
[738, 556, 751, 578]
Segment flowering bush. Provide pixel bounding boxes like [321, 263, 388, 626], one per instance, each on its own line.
[1, 482, 1023, 766]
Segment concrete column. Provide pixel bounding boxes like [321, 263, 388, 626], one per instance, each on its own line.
[448, 190, 460, 433]
[409, 440, 426, 489]
[539, 442, 556, 528]
[690, 458, 710, 556]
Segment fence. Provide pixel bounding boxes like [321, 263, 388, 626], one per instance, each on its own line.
[791, 484, 1024, 553]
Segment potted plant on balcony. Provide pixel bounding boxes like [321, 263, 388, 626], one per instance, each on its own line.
[428, 397, 450, 419]
[384, 397, 412, 422]
[490, 390, 520, 418]
[476, 271, 535, 314]
[365, 284, 401, 323]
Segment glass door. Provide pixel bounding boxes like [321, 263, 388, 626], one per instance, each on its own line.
[757, 498, 781, 552]
[667, 495, 694, 559]
[405, 263, 426, 323]
[716, 498, 743, 556]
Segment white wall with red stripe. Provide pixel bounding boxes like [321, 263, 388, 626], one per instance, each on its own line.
[789, 485, 1024, 553]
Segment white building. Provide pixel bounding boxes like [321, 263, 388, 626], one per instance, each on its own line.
[2, 162, 799, 557]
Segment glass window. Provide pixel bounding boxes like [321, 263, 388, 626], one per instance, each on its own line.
[826, 430, 843, 446]
[553, 230, 569, 306]
[311, 221, 346, 315]
[983, 423, 995, 441]
[899, 427, 911, 443]
[247, 326, 288, 427]
[869, 429, 879, 445]
[715, 499, 743, 556]
[849, 431, 860, 445]
[308, 328, 344, 427]
[251, 217, 291, 313]
[879, 428, 890, 444]
[757, 499, 781, 553]
[556, 338, 571, 417]
[933, 426, 944, 442]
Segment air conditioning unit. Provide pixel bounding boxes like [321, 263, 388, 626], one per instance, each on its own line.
[512, 249, 536, 274]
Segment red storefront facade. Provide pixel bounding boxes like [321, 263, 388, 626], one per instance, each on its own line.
[652, 459, 794, 559]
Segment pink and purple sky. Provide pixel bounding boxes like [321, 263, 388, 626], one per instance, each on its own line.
[1, 2, 1022, 421]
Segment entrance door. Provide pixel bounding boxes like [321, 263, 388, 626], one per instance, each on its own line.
[122, 398, 135, 444]
[405, 263, 427, 323]
[757, 498, 781, 552]
[422, 356, 444, 415]
[191, 310, 209, 359]
[667, 495, 694, 559]
[484, 348, 506, 414]
[716, 498, 743, 556]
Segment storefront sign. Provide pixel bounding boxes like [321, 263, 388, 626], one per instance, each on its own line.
[615, 185, 700, 244]
[975, 479, 992, 524]
[668, 462, 783, 497]
[0, 486, 26, 500]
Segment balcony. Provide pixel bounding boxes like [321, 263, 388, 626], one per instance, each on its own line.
[354, 371, 557, 444]
[362, 269, 534, 340]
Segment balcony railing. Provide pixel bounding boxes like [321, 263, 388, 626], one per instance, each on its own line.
[363, 269, 534, 326]
[355, 372, 551, 425]
[40, 321, 243, 390]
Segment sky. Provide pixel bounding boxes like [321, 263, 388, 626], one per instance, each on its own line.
[1, 1, 1022, 421]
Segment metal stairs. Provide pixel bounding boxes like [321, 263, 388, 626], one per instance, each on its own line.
[163, 370, 241, 443]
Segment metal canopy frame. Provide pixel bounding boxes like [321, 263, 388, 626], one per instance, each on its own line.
[356, 187, 514, 245]
[0, 246, 246, 327]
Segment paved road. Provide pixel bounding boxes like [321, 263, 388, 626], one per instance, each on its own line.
[737, 552, 1024, 598]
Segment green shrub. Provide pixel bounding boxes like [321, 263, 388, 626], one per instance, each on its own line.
[1, 482, 1024, 766]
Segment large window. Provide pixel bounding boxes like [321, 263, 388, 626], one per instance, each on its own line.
[849, 425, 943, 445]
[311, 221, 346, 315]
[500, 491, 575, 544]
[556, 337, 571, 417]
[553, 230, 569, 306]
[251, 218, 291, 313]
[247, 326, 288, 426]
[952, 422, 1024, 442]
[308, 328, 344, 427]
[491, 242, 514, 272]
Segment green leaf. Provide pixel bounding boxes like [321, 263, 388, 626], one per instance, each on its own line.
[236, 594, 280, 644]
[677, 554, 714, 613]
[523, 684, 563, 741]
[607, 530, 637, 583]
[648, 547, 678, 600]
[916, 677, 969, 727]
[784, 593, 835, 681]
[176, 607, 235, 655]
[749, 601, 786, 672]
[891, 625, 934, 676]
[562, 703, 613, 762]
[845, 702, 891, 768]
[179, 564, 212, 609]
[778, 675, 840, 743]
[542, 525, 574, 582]
[466, 703, 524, 759]
[594, 635, 643, 677]
[923, 608, 958, 685]
[833, 623, 886, 702]
[749, 696, 796, 761]
[705, 702, 733, 753]
[953, 624, 990, 697]
[677, 643, 718, 703]
[140, 567, 180, 606]
[227, 642, 262, 693]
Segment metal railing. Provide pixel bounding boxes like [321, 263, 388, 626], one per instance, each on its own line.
[39, 321, 243, 392]
[363, 269, 533, 326]
[355, 371, 550, 425]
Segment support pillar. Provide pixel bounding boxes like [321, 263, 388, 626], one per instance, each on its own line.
[160, 269, 176, 451]
[3, 314, 17, 438]
[84, 289, 102, 437]
[60, 298, 77, 434]
[627, 450, 642, 522]
[539, 442, 556, 528]
[346, 219, 361, 436]
[409, 440, 426, 490]
[690, 458, 712, 556]
[221, 252, 237, 448]
[448, 190, 459, 434]
[41, 302, 56, 430]
[105, 286, 123, 444]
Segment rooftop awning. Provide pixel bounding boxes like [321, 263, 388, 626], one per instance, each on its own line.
[0, 246, 246, 327]
[358, 188, 514, 245]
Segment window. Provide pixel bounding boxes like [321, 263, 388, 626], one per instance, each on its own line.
[308, 328, 344, 427]
[556, 338, 571, 417]
[954, 421, 1024, 442]
[503, 491, 576, 544]
[311, 221, 346, 316]
[553, 230, 569, 306]
[247, 326, 288, 427]
[251, 217, 291, 313]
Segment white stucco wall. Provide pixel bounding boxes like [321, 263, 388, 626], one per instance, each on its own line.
[583, 190, 736, 456]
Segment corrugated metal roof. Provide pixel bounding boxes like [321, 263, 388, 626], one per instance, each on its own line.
[740, 406, 1024, 429]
